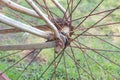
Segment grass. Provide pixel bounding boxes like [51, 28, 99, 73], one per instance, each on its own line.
[0, 0, 120, 80]
[0, 39, 120, 80]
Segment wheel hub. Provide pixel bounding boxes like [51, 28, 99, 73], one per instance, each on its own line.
[51, 18, 71, 52]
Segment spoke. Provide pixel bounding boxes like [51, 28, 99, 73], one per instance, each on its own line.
[34, 0, 59, 18]
[34, 0, 51, 18]
[69, 0, 74, 26]
[72, 22, 120, 32]
[42, 0, 51, 18]
[92, 22, 120, 28]
[86, 53, 119, 79]
[74, 0, 104, 30]
[71, 46, 120, 52]
[76, 34, 120, 37]
[35, 0, 59, 18]
[72, 7, 120, 22]
[52, 0, 66, 13]
[86, 32, 120, 50]
[53, 51, 57, 80]
[66, 0, 71, 17]
[69, 45, 81, 80]
[63, 0, 72, 19]
[16, 49, 41, 80]
[0, 50, 36, 75]
[38, 48, 65, 79]
[74, 40, 120, 67]
[72, 6, 120, 41]
[65, 51, 95, 79]
[77, 44, 94, 80]
[73, 42, 118, 79]
[0, 51, 22, 60]
[50, 50, 64, 79]
[67, 0, 82, 20]
[63, 54, 68, 80]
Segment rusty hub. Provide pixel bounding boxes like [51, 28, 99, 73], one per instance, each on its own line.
[51, 18, 72, 52]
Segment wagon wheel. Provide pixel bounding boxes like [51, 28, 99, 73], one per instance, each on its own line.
[0, 0, 120, 80]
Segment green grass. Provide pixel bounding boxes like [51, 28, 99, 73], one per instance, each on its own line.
[0, 40, 120, 80]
